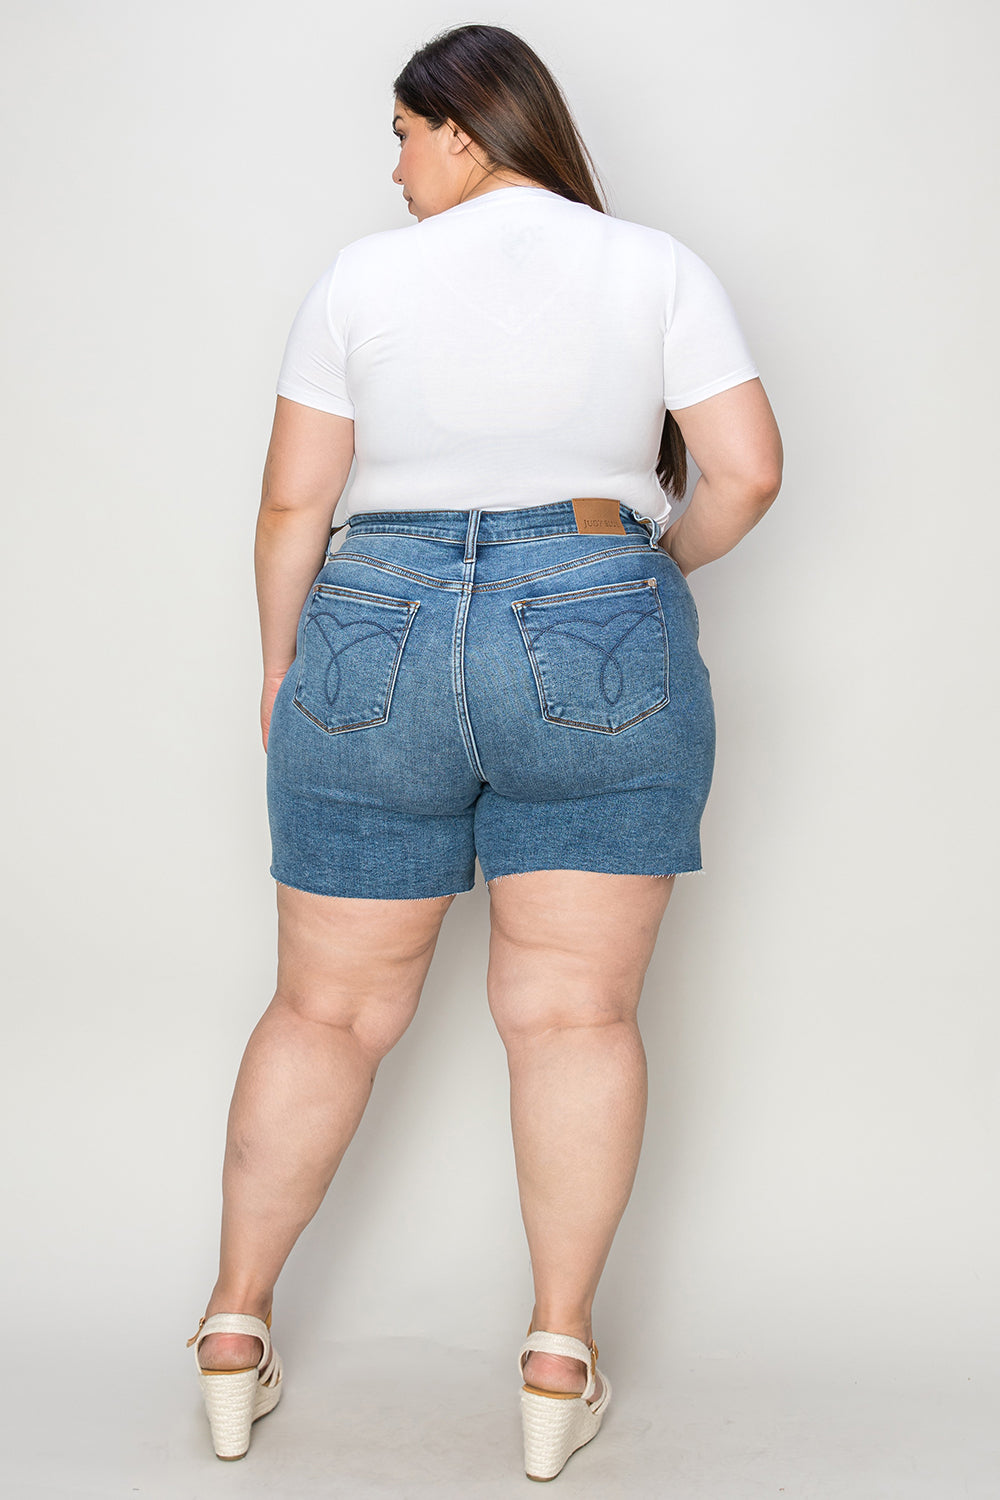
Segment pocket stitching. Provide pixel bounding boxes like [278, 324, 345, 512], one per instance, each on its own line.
[292, 589, 420, 734]
[512, 579, 670, 735]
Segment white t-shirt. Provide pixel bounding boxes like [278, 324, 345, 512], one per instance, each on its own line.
[275, 185, 760, 527]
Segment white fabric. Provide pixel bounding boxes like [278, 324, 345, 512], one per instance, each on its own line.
[276, 186, 760, 528]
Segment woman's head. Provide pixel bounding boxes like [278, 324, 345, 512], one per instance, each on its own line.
[391, 24, 606, 220]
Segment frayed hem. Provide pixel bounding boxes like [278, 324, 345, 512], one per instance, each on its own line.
[274, 877, 469, 901]
[402, 890, 468, 900]
[486, 869, 701, 885]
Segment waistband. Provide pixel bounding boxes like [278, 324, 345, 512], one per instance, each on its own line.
[342, 500, 666, 549]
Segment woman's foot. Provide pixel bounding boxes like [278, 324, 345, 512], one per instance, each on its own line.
[197, 1331, 264, 1370]
[194, 1295, 272, 1370]
[522, 1350, 605, 1404]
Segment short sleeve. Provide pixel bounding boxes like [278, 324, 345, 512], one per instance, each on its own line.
[663, 236, 760, 410]
[275, 256, 356, 418]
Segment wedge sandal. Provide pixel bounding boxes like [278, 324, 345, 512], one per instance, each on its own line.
[186, 1310, 283, 1460]
[518, 1325, 612, 1481]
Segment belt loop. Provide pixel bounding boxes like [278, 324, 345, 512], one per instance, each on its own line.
[463, 508, 482, 563]
[629, 507, 663, 550]
[325, 521, 348, 560]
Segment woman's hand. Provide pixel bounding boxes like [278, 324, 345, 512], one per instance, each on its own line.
[260, 669, 290, 753]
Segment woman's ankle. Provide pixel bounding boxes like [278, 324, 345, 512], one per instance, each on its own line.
[529, 1307, 593, 1346]
[204, 1285, 274, 1321]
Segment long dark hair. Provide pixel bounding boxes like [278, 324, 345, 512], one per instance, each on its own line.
[393, 24, 687, 504]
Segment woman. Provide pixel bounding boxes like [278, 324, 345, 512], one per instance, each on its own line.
[186, 23, 782, 1482]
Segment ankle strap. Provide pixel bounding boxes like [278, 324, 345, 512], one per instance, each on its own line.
[518, 1329, 598, 1402]
[186, 1313, 271, 1356]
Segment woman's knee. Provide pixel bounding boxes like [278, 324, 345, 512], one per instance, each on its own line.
[490, 991, 640, 1048]
[487, 941, 642, 1043]
[271, 981, 421, 1058]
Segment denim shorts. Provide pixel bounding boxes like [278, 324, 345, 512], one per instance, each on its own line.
[266, 499, 716, 900]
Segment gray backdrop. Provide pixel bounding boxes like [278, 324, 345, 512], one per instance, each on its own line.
[2, 2, 997, 1495]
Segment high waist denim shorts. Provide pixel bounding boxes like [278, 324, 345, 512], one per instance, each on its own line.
[266, 499, 716, 900]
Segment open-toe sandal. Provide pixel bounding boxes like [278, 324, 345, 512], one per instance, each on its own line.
[518, 1323, 612, 1481]
[186, 1310, 283, 1460]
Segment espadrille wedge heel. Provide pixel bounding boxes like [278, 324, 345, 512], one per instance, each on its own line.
[186, 1311, 283, 1460]
[518, 1326, 612, 1481]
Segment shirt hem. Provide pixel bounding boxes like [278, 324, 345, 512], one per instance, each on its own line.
[275, 383, 356, 419]
[666, 364, 760, 411]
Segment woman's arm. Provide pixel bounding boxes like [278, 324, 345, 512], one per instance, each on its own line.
[659, 377, 783, 576]
[255, 395, 355, 749]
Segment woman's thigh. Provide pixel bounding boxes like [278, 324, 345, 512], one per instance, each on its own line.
[485, 869, 676, 1040]
[274, 882, 458, 1054]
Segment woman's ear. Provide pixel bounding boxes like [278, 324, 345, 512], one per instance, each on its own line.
[445, 118, 477, 157]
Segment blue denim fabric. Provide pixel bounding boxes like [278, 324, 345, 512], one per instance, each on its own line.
[266, 500, 715, 899]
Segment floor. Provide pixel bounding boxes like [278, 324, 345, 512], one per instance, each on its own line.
[5, 1336, 996, 1498]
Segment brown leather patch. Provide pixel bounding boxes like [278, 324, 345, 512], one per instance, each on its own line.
[571, 497, 626, 535]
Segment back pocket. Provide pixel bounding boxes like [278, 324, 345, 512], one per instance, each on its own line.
[512, 577, 669, 734]
[293, 584, 420, 734]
